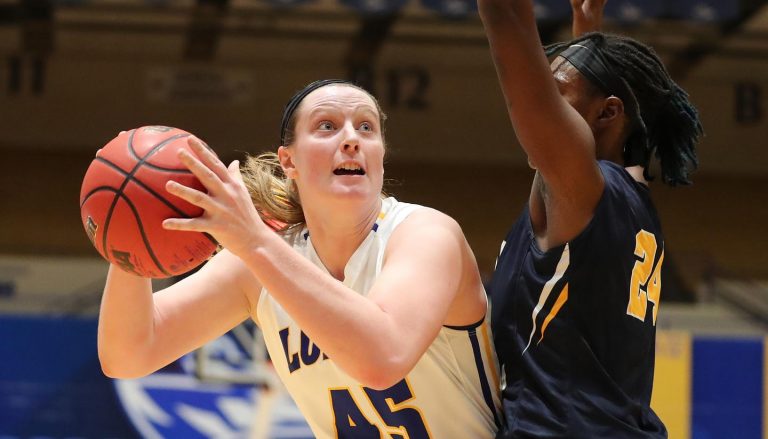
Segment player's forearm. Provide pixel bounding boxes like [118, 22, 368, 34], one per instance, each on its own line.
[97, 265, 157, 378]
[239, 232, 416, 389]
[478, 0, 534, 31]
[478, 0, 549, 127]
[479, 0, 577, 169]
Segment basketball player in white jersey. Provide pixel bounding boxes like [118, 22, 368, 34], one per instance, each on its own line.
[97, 80, 501, 438]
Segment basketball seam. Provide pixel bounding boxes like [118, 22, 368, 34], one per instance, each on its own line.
[116, 191, 171, 277]
[87, 156, 193, 218]
[93, 187, 171, 278]
[126, 130, 196, 173]
[101, 131, 190, 276]
[125, 131, 217, 247]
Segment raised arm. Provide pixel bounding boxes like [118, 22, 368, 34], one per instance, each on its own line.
[571, 0, 607, 37]
[477, 0, 604, 247]
[98, 248, 261, 378]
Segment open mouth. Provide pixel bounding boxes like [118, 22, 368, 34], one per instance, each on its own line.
[333, 164, 365, 176]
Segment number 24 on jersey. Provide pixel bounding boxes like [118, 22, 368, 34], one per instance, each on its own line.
[627, 230, 664, 325]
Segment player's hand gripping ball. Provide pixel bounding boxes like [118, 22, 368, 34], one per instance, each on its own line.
[79, 126, 218, 278]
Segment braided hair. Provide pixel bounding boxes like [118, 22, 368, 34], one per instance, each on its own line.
[546, 33, 703, 186]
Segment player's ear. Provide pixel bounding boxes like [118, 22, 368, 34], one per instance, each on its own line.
[278, 146, 297, 179]
[597, 96, 625, 127]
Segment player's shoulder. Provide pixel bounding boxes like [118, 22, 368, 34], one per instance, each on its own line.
[596, 161, 652, 208]
[385, 204, 466, 258]
[379, 197, 460, 234]
[598, 161, 643, 191]
[397, 204, 461, 234]
[381, 206, 470, 279]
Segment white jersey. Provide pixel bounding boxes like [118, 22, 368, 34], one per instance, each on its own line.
[257, 197, 501, 438]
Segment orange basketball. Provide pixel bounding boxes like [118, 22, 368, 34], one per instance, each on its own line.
[79, 126, 218, 278]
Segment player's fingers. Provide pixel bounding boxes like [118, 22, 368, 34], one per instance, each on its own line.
[162, 217, 207, 232]
[228, 160, 244, 183]
[165, 180, 216, 211]
[177, 148, 227, 194]
[188, 137, 230, 182]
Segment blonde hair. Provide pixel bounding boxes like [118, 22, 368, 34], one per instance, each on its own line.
[241, 152, 304, 231]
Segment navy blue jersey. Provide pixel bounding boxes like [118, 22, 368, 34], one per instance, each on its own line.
[490, 161, 667, 438]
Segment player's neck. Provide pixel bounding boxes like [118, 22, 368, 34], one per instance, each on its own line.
[625, 165, 648, 186]
[302, 198, 382, 280]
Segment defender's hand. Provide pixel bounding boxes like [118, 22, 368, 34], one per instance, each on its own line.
[571, 0, 607, 37]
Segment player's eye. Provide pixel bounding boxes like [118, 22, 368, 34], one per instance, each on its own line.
[318, 121, 334, 131]
[359, 122, 373, 132]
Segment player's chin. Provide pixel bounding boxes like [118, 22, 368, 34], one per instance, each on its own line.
[328, 183, 379, 201]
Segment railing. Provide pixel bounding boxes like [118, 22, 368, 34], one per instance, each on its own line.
[705, 277, 768, 330]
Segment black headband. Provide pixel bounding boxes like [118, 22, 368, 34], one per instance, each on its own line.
[279, 79, 353, 146]
[557, 40, 648, 167]
[558, 40, 640, 126]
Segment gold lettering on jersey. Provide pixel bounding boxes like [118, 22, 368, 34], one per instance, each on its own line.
[627, 230, 663, 325]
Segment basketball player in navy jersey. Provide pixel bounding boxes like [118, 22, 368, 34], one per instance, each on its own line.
[478, 0, 702, 437]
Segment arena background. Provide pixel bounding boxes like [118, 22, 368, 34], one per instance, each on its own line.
[0, 0, 767, 437]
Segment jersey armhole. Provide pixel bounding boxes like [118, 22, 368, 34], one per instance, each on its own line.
[536, 162, 620, 256]
[443, 293, 490, 331]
